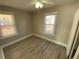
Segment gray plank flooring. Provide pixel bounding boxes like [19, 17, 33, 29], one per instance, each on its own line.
[3, 36, 66, 59]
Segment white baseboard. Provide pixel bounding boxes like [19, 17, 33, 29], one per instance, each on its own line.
[1, 33, 67, 48]
[33, 33, 67, 48]
[0, 48, 5, 59]
[1, 34, 33, 48]
[0, 33, 67, 59]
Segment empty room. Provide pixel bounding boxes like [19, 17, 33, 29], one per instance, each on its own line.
[0, 0, 79, 59]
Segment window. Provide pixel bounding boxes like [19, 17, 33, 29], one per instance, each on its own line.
[45, 15, 56, 34]
[0, 14, 17, 39]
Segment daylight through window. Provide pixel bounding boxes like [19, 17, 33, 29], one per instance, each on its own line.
[45, 15, 56, 34]
[0, 14, 17, 39]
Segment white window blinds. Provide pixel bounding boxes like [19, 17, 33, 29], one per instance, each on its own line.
[45, 15, 56, 34]
[0, 14, 17, 39]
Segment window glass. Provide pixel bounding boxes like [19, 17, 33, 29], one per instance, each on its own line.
[45, 15, 56, 24]
[0, 14, 17, 39]
[45, 15, 56, 34]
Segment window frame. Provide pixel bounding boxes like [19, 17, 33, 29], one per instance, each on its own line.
[44, 12, 57, 35]
[0, 12, 18, 39]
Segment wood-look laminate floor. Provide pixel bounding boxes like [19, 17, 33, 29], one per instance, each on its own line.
[3, 36, 66, 59]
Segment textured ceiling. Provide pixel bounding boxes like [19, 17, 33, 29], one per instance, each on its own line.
[0, 0, 77, 11]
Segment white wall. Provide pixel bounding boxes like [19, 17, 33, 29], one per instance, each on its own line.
[0, 6, 33, 59]
[33, 3, 77, 46]
[67, 1, 79, 56]
[0, 6, 33, 46]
